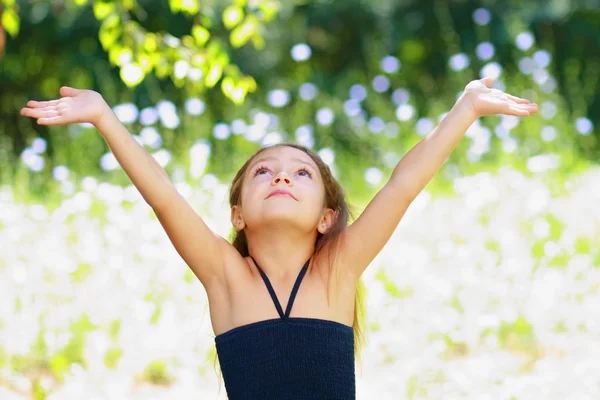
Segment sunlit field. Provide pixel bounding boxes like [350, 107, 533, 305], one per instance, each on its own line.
[2, 1, 599, 399]
[1, 163, 599, 399]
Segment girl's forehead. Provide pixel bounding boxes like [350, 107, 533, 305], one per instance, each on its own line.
[253, 147, 317, 168]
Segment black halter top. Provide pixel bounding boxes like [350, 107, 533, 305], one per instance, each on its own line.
[214, 257, 355, 399]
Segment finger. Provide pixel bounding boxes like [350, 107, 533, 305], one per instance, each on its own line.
[505, 99, 538, 112]
[505, 94, 532, 104]
[20, 107, 59, 119]
[60, 86, 80, 97]
[507, 106, 530, 116]
[37, 116, 66, 125]
[480, 77, 494, 87]
[514, 103, 538, 113]
[20, 107, 44, 118]
[26, 100, 60, 108]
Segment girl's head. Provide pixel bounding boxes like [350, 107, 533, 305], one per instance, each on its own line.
[229, 143, 349, 259]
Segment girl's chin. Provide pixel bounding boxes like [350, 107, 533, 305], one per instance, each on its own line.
[251, 212, 316, 228]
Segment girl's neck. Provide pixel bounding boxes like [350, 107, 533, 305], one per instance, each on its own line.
[246, 226, 318, 282]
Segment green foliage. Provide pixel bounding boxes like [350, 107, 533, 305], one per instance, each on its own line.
[48, 353, 69, 381]
[374, 269, 413, 298]
[104, 347, 123, 369]
[70, 263, 93, 283]
[497, 315, 537, 352]
[1, 1, 599, 206]
[449, 289, 464, 314]
[1, 3, 19, 37]
[0, 345, 6, 370]
[183, 269, 196, 283]
[109, 319, 121, 340]
[142, 360, 173, 385]
[67, 0, 277, 102]
[61, 314, 98, 367]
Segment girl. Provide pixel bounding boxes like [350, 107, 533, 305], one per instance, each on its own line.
[20, 78, 538, 399]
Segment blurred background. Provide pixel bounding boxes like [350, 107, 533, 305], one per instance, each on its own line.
[1, 0, 600, 399]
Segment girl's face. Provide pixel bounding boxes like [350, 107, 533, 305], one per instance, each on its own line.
[232, 146, 332, 233]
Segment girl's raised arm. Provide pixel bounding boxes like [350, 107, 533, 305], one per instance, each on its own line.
[20, 87, 235, 291]
[337, 78, 539, 281]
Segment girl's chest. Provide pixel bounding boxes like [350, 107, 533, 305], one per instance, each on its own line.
[209, 262, 356, 337]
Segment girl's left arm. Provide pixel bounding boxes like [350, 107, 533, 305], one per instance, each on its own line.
[338, 78, 538, 281]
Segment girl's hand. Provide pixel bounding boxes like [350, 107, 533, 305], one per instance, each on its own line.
[20, 86, 110, 127]
[461, 77, 539, 118]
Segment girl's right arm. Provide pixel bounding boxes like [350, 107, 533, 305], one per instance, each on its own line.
[20, 87, 233, 290]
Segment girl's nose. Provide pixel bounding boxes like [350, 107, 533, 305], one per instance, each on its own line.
[272, 171, 292, 185]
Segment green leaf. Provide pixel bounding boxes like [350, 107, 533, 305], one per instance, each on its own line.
[242, 76, 257, 92]
[258, 0, 279, 22]
[122, 0, 136, 10]
[183, 269, 195, 283]
[574, 237, 590, 254]
[192, 25, 210, 47]
[205, 63, 222, 87]
[181, 0, 200, 15]
[74, 0, 89, 5]
[216, 51, 230, 66]
[251, 33, 265, 50]
[181, 35, 195, 48]
[109, 320, 121, 340]
[1, 8, 19, 37]
[0, 346, 6, 370]
[93, 1, 116, 20]
[190, 53, 206, 67]
[143, 360, 171, 385]
[230, 16, 258, 48]
[170, 0, 199, 15]
[103, 13, 120, 29]
[546, 213, 564, 241]
[104, 347, 123, 369]
[221, 76, 246, 104]
[200, 15, 212, 28]
[109, 46, 133, 66]
[373, 269, 413, 298]
[144, 33, 158, 52]
[138, 53, 153, 74]
[223, 5, 244, 29]
[120, 63, 145, 87]
[549, 252, 569, 269]
[69, 263, 92, 283]
[497, 315, 536, 352]
[49, 354, 69, 380]
[155, 57, 171, 78]
[99, 25, 121, 50]
[168, 0, 179, 13]
[207, 40, 223, 58]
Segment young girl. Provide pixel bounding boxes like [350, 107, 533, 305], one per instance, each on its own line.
[20, 78, 538, 399]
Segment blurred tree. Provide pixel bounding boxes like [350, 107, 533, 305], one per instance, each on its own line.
[1, 0, 599, 202]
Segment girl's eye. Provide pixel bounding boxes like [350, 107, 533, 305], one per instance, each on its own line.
[253, 165, 270, 176]
[297, 168, 312, 178]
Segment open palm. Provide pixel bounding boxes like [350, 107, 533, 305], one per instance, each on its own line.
[20, 86, 108, 126]
[463, 77, 539, 118]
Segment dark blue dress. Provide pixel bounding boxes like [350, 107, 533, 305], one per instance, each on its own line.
[214, 257, 356, 399]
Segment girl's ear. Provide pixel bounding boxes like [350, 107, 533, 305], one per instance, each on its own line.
[317, 208, 336, 234]
[231, 205, 246, 231]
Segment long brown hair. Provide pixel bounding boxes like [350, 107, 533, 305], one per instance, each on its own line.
[213, 143, 367, 389]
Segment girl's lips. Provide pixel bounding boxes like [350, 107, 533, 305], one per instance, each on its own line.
[266, 190, 296, 200]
